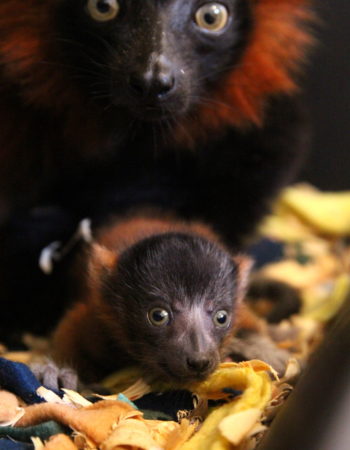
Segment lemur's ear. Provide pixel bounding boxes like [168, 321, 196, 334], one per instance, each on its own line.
[89, 244, 118, 279]
[232, 255, 254, 302]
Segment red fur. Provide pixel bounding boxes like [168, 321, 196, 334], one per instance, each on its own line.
[0, 1, 113, 208]
[0, 3, 68, 108]
[95, 210, 221, 253]
[174, 0, 314, 146]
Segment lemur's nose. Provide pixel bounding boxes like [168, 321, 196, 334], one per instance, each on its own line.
[129, 73, 175, 100]
[186, 356, 211, 373]
[128, 55, 176, 101]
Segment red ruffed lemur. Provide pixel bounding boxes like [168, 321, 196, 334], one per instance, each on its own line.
[52, 212, 254, 383]
[0, 0, 313, 340]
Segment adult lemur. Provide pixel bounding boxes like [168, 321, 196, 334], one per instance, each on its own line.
[0, 0, 313, 337]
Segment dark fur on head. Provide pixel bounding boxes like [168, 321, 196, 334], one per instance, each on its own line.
[54, 0, 251, 122]
[96, 232, 248, 383]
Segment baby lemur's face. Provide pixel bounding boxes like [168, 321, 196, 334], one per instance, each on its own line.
[102, 233, 247, 383]
[54, 0, 250, 121]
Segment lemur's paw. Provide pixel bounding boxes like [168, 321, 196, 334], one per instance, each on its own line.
[30, 358, 78, 391]
[224, 332, 291, 377]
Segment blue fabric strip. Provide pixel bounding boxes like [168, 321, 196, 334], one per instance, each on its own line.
[0, 439, 33, 449]
[0, 357, 44, 404]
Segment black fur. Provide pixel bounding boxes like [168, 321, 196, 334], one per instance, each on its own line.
[0, 0, 309, 340]
[96, 232, 239, 382]
[54, 0, 251, 121]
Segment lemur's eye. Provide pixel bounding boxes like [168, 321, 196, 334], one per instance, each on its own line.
[195, 3, 229, 33]
[86, 0, 120, 22]
[148, 308, 170, 327]
[213, 310, 229, 327]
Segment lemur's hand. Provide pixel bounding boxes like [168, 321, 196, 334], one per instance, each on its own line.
[223, 332, 291, 377]
[30, 358, 79, 391]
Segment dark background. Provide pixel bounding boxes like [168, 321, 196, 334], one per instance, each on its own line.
[300, 0, 350, 190]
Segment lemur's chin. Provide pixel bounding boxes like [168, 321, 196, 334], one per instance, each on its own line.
[127, 101, 189, 123]
[135, 109, 178, 122]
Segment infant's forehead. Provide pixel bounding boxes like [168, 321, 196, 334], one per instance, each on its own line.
[144, 273, 234, 306]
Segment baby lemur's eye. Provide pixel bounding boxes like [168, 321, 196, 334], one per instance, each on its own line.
[213, 310, 229, 327]
[86, 0, 120, 22]
[148, 308, 170, 327]
[195, 3, 229, 33]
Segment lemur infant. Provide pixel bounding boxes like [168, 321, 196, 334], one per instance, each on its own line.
[51, 212, 254, 384]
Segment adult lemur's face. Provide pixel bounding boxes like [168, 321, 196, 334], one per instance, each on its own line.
[55, 0, 250, 121]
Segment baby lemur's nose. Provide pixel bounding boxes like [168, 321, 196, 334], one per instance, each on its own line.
[186, 356, 211, 373]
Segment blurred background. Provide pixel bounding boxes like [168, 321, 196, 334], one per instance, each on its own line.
[300, 0, 350, 190]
